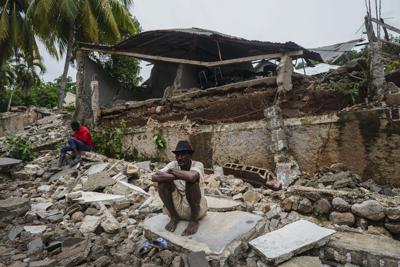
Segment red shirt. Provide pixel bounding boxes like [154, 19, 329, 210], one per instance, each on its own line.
[74, 126, 94, 149]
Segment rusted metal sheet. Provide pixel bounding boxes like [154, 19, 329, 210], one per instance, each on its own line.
[223, 163, 281, 190]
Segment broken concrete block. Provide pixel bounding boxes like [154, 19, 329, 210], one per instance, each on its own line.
[322, 231, 400, 266]
[134, 161, 152, 172]
[85, 163, 109, 176]
[79, 215, 101, 234]
[275, 160, 300, 189]
[72, 191, 126, 204]
[278, 256, 321, 267]
[82, 172, 115, 191]
[49, 168, 76, 182]
[329, 212, 355, 226]
[243, 191, 262, 204]
[144, 211, 264, 259]
[205, 196, 241, 212]
[27, 238, 44, 255]
[126, 163, 139, 176]
[28, 259, 56, 267]
[100, 210, 121, 234]
[23, 225, 47, 234]
[37, 185, 52, 193]
[0, 157, 22, 168]
[249, 219, 335, 265]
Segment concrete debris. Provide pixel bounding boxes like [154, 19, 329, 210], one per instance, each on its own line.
[1, 119, 400, 267]
[144, 211, 264, 259]
[249, 220, 336, 265]
[0, 157, 22, 168]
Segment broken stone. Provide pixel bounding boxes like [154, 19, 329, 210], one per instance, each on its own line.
[329, 212, 355, 226]
[331, 197, 350, 212]
[71, 211, 84, 222]
[313, 198, 331, 215]
[28, 238, 44, 255]
[126, 163, 139, 176]
[101, 211, 120, 233]
[351, 200, 385, 221]
[139, 194, 163, 214]
[37, 185, 52, 193]
[52, 239, 89, 267]
[144, 211, 264, 258]
[386, 206, 400, 221]
[266, 205, 281, 220]
[112, 199, 131, 211]
[80, 215, 101, 234]
[298, 198, 313, 214]
[278, 256, 321, 267]
[275, 159, 300, 189]
[24, 225, 47, 234]
[28, 259, 56, 267]
[134, 161, 152, 172]
[0, 197, 30, 221]
[384, 222, 400, 234]
[93, 255, 111, 267]
[85, 163, 109, 176]
[82, 172, 115, 191]
[31, 202, 53, 212]
[249, 220, 335, 265]
[51, 186, 68, 200]
[243, 190, 262, 204]
[37, 209, 63, 222]
[8, 225, 24, 240]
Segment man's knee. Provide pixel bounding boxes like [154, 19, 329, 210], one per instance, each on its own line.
[158, 181, 175, 193]
[185, 181, 200, 192]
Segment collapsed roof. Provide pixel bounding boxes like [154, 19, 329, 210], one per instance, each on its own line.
[80, 28, 322, 64]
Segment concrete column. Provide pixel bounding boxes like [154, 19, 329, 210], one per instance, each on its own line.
[277, 54, 294, 94]
[264, 105, 300, 188]
[368, 41, 386, 101]
[74, 50, 93, 126]
[91, 79, 100, 126]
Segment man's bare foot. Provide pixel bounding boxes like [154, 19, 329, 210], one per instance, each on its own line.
[182, 221, 199, 236]
[165, 217, 180, 232]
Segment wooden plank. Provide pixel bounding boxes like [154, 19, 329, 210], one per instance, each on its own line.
[206, 50, 303, 67]
[79, 47, 303, 67]
[379, 38, 400, 48]
[370, 18, 400, 35]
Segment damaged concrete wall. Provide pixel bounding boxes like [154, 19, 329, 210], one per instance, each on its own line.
[149, 62, 201, 98]
[122, 110, 400, 187]
[0, 108, 38, 137]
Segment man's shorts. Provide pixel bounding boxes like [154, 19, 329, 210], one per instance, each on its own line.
[163, 189, 208, 221]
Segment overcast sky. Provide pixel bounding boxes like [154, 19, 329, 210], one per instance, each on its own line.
[40, 0, 400, 82]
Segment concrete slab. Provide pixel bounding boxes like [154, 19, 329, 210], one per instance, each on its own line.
[85, 163, 109, 176]
[322, 231, 400, 266]
[144, 211, 264, 259]
[205, 196, 242, 211]
[49, 168, 76, 182]
[72, 191, 126, 204]
[0, 157, 22, 167]
[249, 219, 335, 265]
[278, 256, 321, 267]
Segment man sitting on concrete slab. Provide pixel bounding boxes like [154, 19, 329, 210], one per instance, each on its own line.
[56, 121, 94, 169]
[152, 140, 208, 236]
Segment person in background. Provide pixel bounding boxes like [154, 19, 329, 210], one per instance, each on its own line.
[56, 121, 94, 169]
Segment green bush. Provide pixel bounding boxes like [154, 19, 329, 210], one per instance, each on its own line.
[5, 135, 33, 162]
[92, 121, 127, 159]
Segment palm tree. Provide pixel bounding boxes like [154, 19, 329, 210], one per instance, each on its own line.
[13, 55, 45, 95]
[29, 0, 140, 108]
[0, 0, 36, 93]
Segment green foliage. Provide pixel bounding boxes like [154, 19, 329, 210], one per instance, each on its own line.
[92, 121, 127, 159]
[313, 208, 322, 217]
[0, 82, 60, 112]
[153, 132, 166, 150]
[295, 59, 319, 70]
[327, 76, 366, 104]
[385, 60, 400, 74]
[90, 53, 142, 90]
[334, 49, 365, 66]
[5, 135, 33, 162]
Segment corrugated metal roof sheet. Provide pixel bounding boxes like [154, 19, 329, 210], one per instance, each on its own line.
[310, 39, 364, 64]
[80, 27, 322, 62]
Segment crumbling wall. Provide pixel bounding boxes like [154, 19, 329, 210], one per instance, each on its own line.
[0, 108, 38, 137]
[122, 110, 400, 187]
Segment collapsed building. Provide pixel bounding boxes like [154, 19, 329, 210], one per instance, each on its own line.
[1, 23, 400, 267]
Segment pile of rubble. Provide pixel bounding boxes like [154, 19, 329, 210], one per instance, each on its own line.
[0, 110, 70, 154]
[1, 148, 400, 266]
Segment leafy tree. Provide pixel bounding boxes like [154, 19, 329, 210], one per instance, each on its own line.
[12, 56, 46, 95]
[29, 0, 140, 108]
